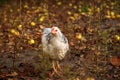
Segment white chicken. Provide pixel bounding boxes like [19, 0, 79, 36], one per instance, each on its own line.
[41, 26, 69, 75]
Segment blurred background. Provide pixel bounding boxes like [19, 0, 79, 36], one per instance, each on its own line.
[0, 0, 120, 80]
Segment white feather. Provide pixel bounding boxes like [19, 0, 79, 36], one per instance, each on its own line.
[41, 27, 69, 60]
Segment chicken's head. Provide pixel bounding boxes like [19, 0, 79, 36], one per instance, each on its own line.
[51, 27, 60, 36]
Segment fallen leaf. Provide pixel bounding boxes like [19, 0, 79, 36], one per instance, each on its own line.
[110, 56, 120, 66]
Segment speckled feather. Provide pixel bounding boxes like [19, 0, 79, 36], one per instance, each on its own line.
[41, 27, 69, 60]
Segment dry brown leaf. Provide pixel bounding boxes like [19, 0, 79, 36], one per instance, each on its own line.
[110, 56, 120, 66]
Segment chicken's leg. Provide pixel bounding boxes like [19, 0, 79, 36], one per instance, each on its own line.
[56, 61, 62, 72]
[52, 61, 61, 76]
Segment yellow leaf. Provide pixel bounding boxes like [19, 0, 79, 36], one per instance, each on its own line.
[17, 24, 22, 30]
[105, 15, 111, 19]
[73, 13, 79, 19]
[116, 14, 120, 18]
[57, 1, 62, 5]
[96, 7, 100, 13]
[107, 10, 110, 15]
[39, 16, 45, 22]
[14, 31, 20, 36]
[24, 4, 29, 9]
[10, 29, 20, 36]
[69, 3, 72, 7]
[114, 35, 120, 41]
[73, 5, 77, 9]
[111, 15, 116, 19]
[111, 11, 115, 16]
[81, 12, 86, 15]
[3, 17, 7, 22]
[28, 39, 35, 45]
[10, 9, 13, 12]
[30, 22, 36, 26]
[69, 16, 75, 21]
[10, 29, 16, 34]
[78, 8, 82, 12]
[88, 8, 92, 12]
[86, 77, 95, 80]
[17, 8, 21, 12]
[76, 33, 82, 40]
[67, 11, 72, 15]
[76, 33, 86, 41]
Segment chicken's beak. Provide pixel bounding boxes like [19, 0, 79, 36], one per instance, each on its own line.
[51, 30, 56, 36]
[51, 27, 57, 36]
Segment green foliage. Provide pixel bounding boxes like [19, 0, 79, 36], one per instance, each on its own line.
[38, 53, 52, 78]
[0, 0, 8, 5]
[81, 5, 89, 12]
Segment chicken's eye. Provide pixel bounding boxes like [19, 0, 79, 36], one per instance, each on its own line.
[55, 29, 58, 32]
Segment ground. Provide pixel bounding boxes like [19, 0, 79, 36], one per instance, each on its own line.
[0, 0, 120, 80]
